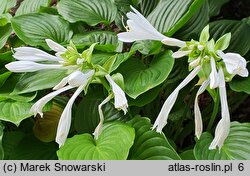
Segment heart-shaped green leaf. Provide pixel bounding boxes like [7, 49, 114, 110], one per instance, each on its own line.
[57, 122, 135, 160]
[194, 122, 250, 160]
[128, 117, 181, 160]
[11, 13, 72, 49]
[118, 50, 174, 99]
[0, 101, 34, 126]
[58, 0, 117, 26]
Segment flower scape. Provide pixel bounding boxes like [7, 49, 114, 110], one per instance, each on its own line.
[0, 0, 249, 160]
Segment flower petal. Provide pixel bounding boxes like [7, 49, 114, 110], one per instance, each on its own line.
[56, 85, 85, 148]
[161, 38, 186, 48]
[153, 66, 201, 132]
[217, 50, 248, 77]
[209, 68, 230, 150]
[194, 79, 210, 139]
[209, 57, 219, 89]
[45, 39, 66, 53]
[30, 85, 73, 117]
[5, 61, 62, 72]
[13, 47, 63, 62]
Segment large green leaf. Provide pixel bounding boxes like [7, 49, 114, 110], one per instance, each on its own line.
[209, 19, 250, 56]
[72, 31, 122, 52]
[147, 0, 205, 35]
[8, 134, 58, 160]
[0, 23, 12, 49]
[194, 122, 250, 160]
[74, 86, 129, 134]
[13, 69, 68, 94]
[57, 122, 135, 160]
[229, 76, 250, 94]
[15, 0, 49, 16]
[128, 117, 181, 160]
[0, 100, 34, 126]
[117, 50, 174, 99]
[0, 122, 4, 159]
[11, 13, 72, 48]
[58, 0, 118, 26]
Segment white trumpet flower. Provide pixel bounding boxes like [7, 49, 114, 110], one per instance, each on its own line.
[217, 50, 249, 77]
[194, 79, 210, 139]
[209, 68, 230, 150]
[5, 39, 71, 73]
[118, 6, 185, 47]
[153, 66, 201, 132]
[30, 70, 95, 147]
[105, 74, 128, 114]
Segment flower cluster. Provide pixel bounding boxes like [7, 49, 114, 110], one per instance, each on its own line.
[118, 6, 248, 150]
[5, 40, 128, 147]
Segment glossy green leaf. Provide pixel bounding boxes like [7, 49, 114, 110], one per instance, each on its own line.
[209, 19, 250, 56]
[118, 50, 174, 99]
[58, 0, 118, 26]
[0, 122, 4, 159]
[194, 122, 250, 160]
[128, 117, 181, 160]
[147, 0, 205, 35]
[0, 23, 12, 49]
[229, 76, 250, 94]
[72, 31, 122, 52]
[8, 134, 58, 159]
[58, 122, 135, 160]
[11, 13, 72, 49]
[15, 0, 48, 16]
[74, 86, 129, 134]
[0, 100, 34, 126]
[13, 69, 68, 94]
